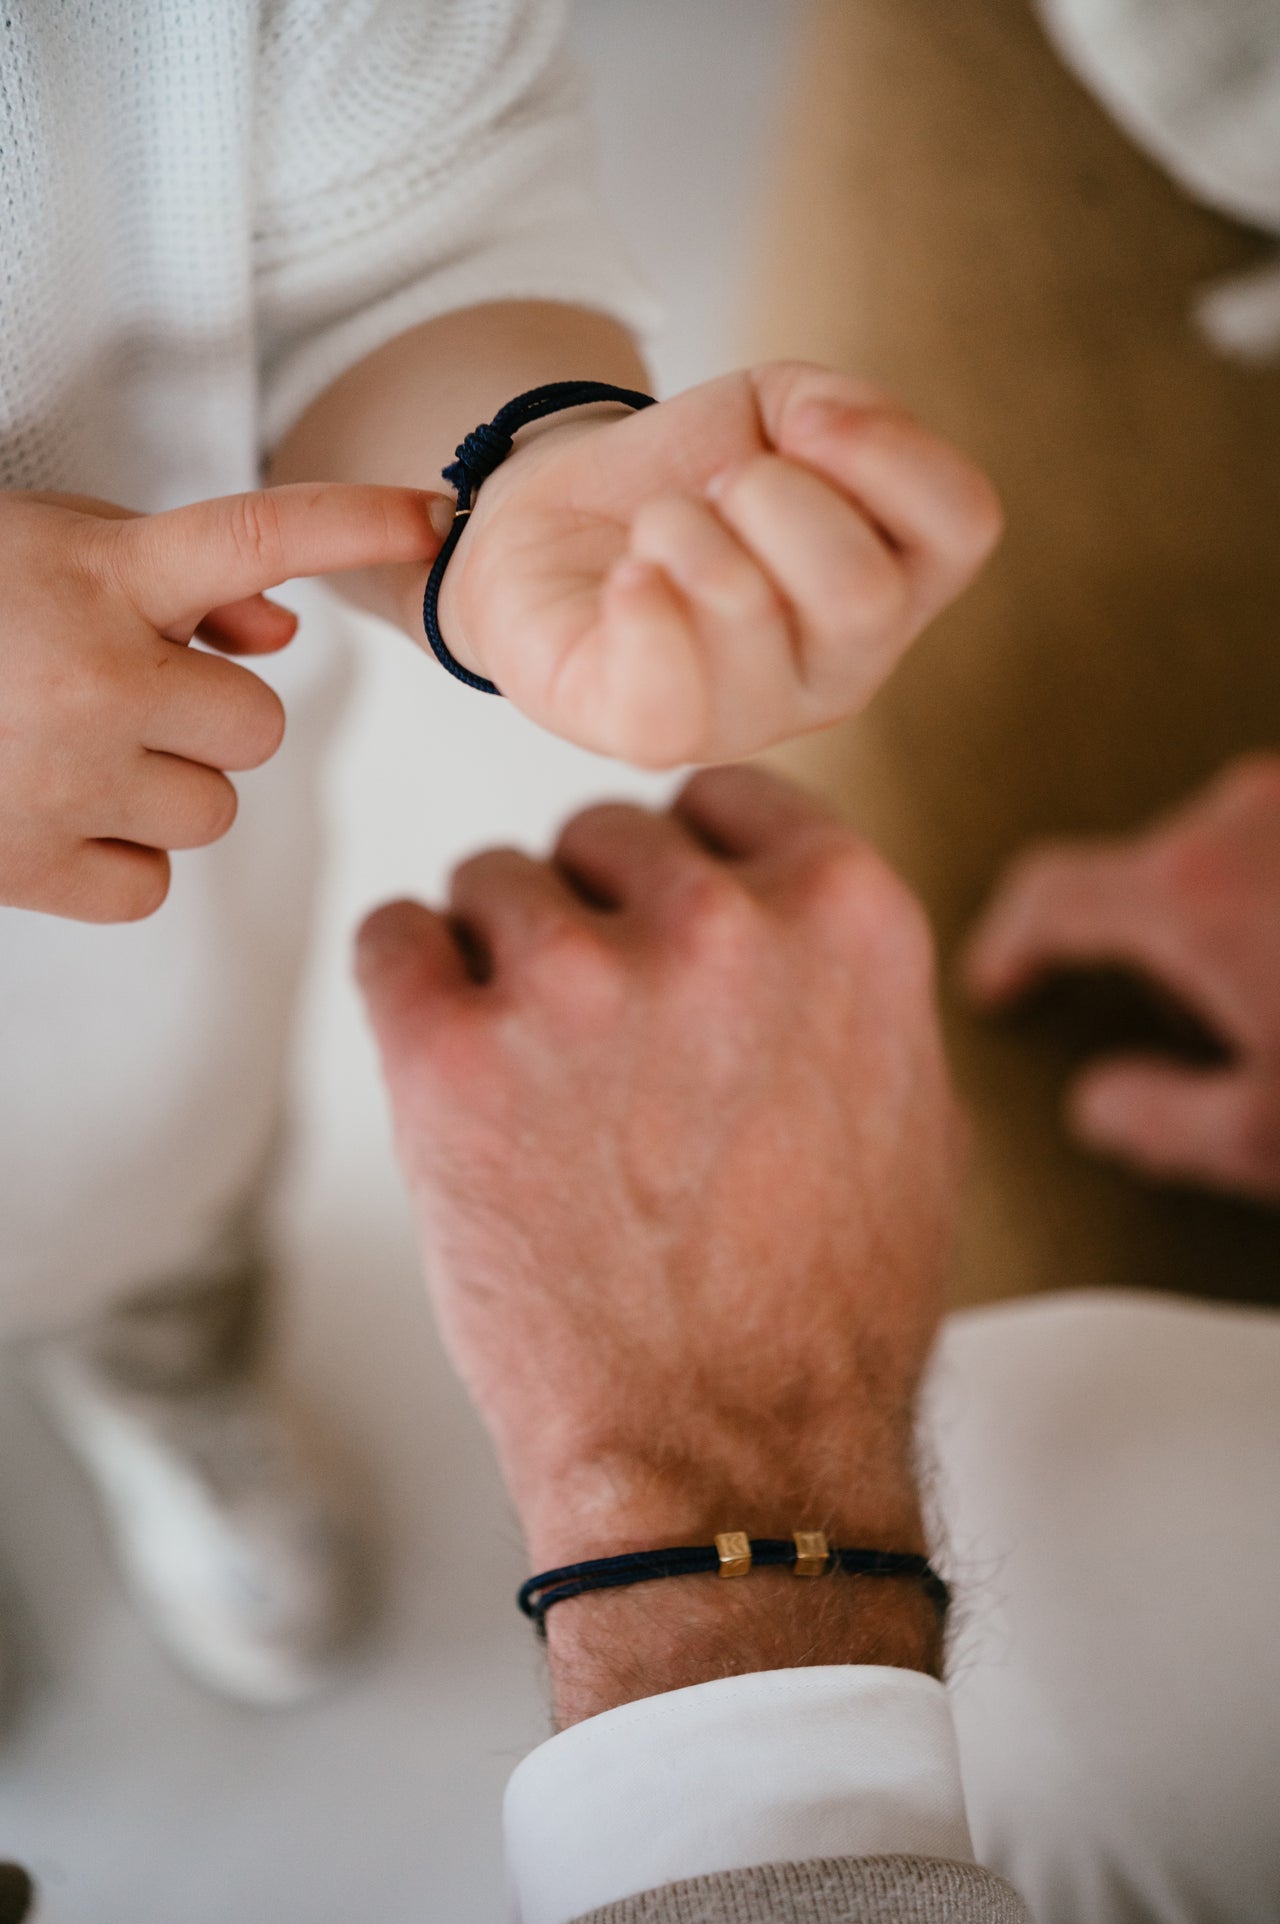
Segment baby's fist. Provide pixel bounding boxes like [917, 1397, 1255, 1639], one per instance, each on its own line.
[439, 363, 1001, 765]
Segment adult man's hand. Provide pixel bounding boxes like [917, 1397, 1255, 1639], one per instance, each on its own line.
[963, 755, 1280, 1201]
[356, 766, 964, 1721]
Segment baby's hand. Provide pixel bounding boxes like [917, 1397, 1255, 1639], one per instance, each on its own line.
[438, 363, 1001, 765]
[1, 484, 444, 921]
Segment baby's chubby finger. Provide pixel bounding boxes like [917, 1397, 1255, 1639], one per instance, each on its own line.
[559, 556, 709, 768]
[756, 367, 1002, 623]
[706, 453, 909, 703]
[627, 495, 799, 740]
[99, 483, 454, 638]
[196, 594, 299, 656]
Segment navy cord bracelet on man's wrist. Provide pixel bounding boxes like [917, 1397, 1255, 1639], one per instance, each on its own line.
[422, 378, 657, 696]
[518, 1531, 950, 1635]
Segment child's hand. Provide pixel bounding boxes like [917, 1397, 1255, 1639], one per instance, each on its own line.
[1, 484, 445, 921]
[438, 363, 1001, 765]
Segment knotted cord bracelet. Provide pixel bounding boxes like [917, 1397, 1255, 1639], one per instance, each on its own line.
[422, 378, 658, 695]
[518, 1531, 950, 1635]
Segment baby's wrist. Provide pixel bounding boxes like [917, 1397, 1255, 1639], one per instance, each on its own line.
[432, 412, 622, 673]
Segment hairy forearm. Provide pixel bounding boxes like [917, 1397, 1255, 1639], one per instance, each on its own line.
[267, 299, 649, 634]
[543, 1574, 943, 1728]
[522, 1457, 943, 1728]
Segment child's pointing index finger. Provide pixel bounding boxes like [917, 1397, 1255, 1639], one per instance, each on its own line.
[99, 482, 453, 638]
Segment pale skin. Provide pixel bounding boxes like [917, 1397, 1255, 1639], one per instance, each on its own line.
[0, 483, 450, 921]
[272, 301, 1003, 768]
[3, 301, 999, 923]
[964, 754, 1280, 1201]
[356, 765, 965, 1725]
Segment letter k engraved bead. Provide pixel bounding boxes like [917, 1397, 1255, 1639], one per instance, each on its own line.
[793, 1531, 830, 1577]
[715, 1532, 752, 1578]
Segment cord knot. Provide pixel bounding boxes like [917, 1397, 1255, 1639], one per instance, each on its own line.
[443, 420, 516, 496]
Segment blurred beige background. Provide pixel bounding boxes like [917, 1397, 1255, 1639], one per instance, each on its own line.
[761, 0, 1280, 1311]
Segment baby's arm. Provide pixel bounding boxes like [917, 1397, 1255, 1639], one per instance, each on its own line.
[269, 306, 1001, 766]
[268, 296, 647, 654]
[257, 2, 999, 765]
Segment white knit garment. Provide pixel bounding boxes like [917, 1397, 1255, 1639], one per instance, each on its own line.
[0, 0, 656, 514]
[0, 0, 655, 1332]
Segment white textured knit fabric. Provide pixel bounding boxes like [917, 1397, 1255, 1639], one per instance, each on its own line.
[0, 0, 654, 1332]
[0, 0, 655, 513]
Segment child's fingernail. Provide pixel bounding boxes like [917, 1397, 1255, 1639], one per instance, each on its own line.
[427, 494, 457, 539]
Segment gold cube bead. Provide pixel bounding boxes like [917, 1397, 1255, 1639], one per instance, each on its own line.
[793, 1531, 830, 1577]
[715, 1532, 752, 1578]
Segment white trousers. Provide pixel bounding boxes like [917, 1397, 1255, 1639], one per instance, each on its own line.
[928, 1290, 1280, 1924]
[0, 583, 350, 1341]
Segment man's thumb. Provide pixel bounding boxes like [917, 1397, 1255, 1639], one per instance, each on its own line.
[1069, 1056, 1280, 1199]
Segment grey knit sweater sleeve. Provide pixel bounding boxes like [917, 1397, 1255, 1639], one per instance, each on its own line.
[571, 1855, 1032, 1924]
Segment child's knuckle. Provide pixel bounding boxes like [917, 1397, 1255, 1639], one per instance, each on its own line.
[228, 491, 284, 571]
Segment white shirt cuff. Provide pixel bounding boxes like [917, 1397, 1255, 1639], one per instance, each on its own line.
[503, 1665, 974, 1924]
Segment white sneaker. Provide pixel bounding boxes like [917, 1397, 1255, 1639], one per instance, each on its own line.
[28, 1347, 362, 1707]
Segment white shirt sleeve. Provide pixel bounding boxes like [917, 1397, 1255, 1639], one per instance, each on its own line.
[503, 1665, 974, 1924]
[251, 0, 660, 453]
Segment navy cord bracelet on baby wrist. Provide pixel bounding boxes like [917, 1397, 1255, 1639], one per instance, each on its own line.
[422, 378, 657, 696]
[518, 1532, 951, 1635]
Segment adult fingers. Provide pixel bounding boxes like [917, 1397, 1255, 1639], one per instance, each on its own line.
[449, 848, 595, 975]
[961, 841, 1183, 1006]
[1069, 1058, 1280, 1202]
[102, 755, 239, 853]
[142, 647, 286, 772]
[102, 483, 451, 637]
[673, 764, 845, 862]
[196, 594, 299, 656]
[556, 798, 723, 915]
[355, 899, 473, 1062]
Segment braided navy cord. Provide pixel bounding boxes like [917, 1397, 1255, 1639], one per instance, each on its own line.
[423, 379, 657, 696]
[518, 1540, 950, 1635]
